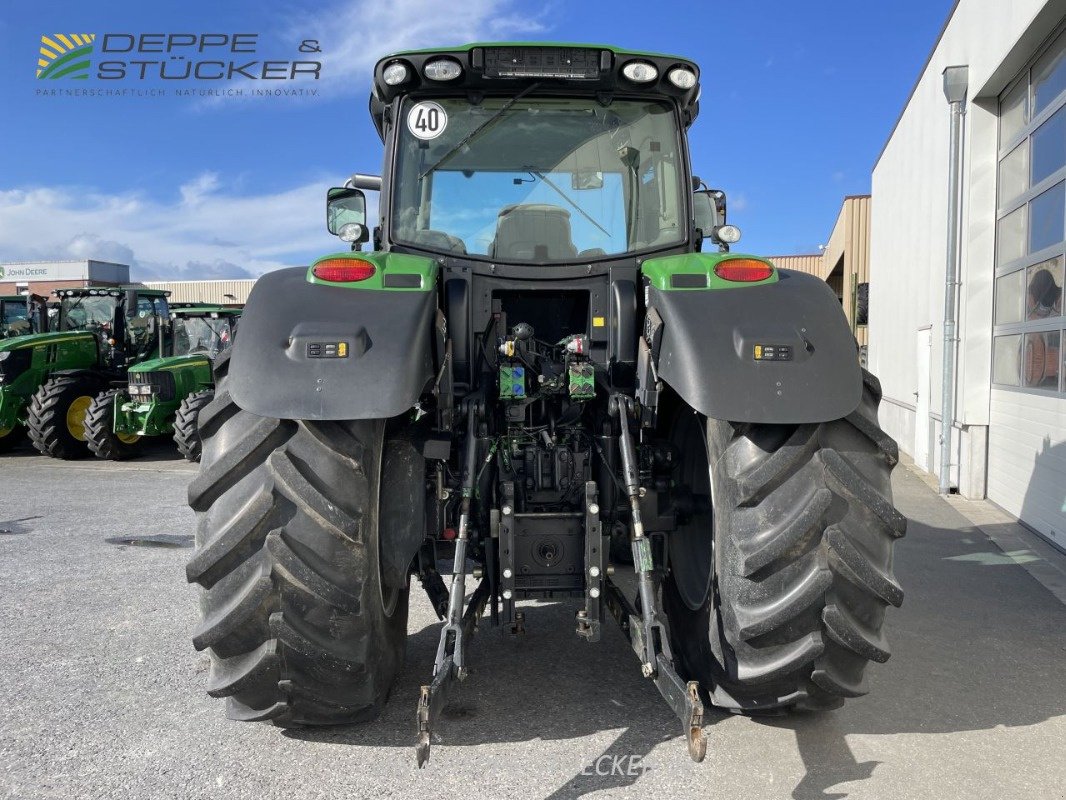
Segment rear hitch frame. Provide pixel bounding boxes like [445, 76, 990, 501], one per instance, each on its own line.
[416, 399, 486, 767]
[608, 394, 707, 763]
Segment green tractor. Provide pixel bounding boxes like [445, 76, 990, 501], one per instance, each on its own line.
[85, 303, 240, 461]
[1, 294, 48, 338]
[0, 286, 171, 457]
[187, 44, 906, 765]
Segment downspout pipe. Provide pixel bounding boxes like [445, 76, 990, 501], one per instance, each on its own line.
[939, 65, 968, 495]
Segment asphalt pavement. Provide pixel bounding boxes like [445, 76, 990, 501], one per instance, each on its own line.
[1, 444, 1065, 800]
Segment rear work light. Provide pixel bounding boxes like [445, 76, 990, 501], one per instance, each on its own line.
[714, 259, 774, 282]
[312, 259, 376, 283]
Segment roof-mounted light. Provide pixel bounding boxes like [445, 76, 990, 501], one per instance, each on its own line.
[667, 67, 697, 89]
[423, 57, 463, 82]
[382, 61, 410, 86]
[622, 60, 658, 83]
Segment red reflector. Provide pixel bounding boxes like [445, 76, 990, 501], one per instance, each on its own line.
[441, 527, 457, 541]
[714, 259, 774, 282]
[312, 259, 376, 283]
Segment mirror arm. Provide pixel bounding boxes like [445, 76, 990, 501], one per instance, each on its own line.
[344, 173, 382, 191]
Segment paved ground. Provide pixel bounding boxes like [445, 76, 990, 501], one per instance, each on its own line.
[1, 444, 1065, 800]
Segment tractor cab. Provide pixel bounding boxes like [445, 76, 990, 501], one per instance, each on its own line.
[54, 286, 171, 370]
[170, 305, 240, 360]
[1, 294, 48, 337]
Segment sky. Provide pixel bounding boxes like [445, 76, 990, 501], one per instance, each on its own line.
[0, 0, 955, 280]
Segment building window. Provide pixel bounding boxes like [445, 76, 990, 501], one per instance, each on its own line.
[994, 24, 1066, 395]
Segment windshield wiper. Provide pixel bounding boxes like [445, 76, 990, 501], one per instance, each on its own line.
[418, 82, 542, 181]
[526, 168, 611, 238]
[62, 296, 85, 330]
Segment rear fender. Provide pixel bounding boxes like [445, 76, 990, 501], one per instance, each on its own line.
[228, 263, 438, 421]
[645, 262, 861, 424]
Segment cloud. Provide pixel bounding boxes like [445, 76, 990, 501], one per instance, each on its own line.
[728, 192, 749, 212]
[0, 173, 336, 281]
[299, 0, 547, 96]
[179, 173, 221, 205]
[64, 234, 136, 266]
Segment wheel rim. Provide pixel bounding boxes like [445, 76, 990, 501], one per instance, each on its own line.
[66, 396, 94, 441]
[669, 411, 715, 611]
[117, 431, 141, 445]
[0, 427, 12, 438]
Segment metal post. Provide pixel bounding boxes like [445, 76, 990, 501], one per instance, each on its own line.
[939, 66, 968, 495]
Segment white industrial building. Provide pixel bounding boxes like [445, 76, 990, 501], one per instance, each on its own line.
[142, 279, 255, 305]
[870, 0, 1066, 549]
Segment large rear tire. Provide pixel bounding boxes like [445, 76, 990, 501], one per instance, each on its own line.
[27, 374, 105, 459]
[86, 389, 143, 460]
[663, 369, 906, 712]
[186, 349, 409, 725]
[173, 389, 213, 462]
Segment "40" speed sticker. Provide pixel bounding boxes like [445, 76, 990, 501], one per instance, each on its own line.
[407, 101, 448, 140]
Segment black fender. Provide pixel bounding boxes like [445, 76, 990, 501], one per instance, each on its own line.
[228, 267, 435, 420]
[378, 432, 427, 588]
[649, 269, 862, 424]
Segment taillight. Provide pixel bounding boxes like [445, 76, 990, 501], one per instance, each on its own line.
[714, 259, 773, 282]
[312, 258, 376, 283]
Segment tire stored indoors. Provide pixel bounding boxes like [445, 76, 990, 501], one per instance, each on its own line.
[186, 350, 409, 725]
[663, 369, 906, 712]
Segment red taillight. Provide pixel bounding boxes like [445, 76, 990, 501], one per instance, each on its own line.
[714, 259, 774, 282]
[312, 258, 376, 283]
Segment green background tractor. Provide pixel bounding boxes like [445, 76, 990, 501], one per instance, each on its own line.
[1, 294, 48, 338]
[86, 304, 240, 461]
[0, 286, 171, 457]
[187, 43, 906, 765]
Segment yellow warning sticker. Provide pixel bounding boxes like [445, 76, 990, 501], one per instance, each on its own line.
[592, 316, 605, 327]
[754, 345, 763, 359]
[337, 341, 348, 357]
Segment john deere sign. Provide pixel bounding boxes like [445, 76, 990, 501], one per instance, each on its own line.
[0, 260, 129, 284]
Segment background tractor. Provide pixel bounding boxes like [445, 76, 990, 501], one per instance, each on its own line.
[0, 286, 171, 457]
[86, 304, 240, 461]
[187, 43, 906, 765]
[1, 294, 47, 338]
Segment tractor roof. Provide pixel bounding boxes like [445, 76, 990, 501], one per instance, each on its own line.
[172, 304, 241, 317]
[391, 41, 690, 61]
[52, 286, 170, 298]
[370, 42, 700, 138]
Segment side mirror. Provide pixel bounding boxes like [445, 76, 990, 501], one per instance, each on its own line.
[326, 187, 370, 244]
[693, 190, 719, 234]
[693, 188, 741, 250]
